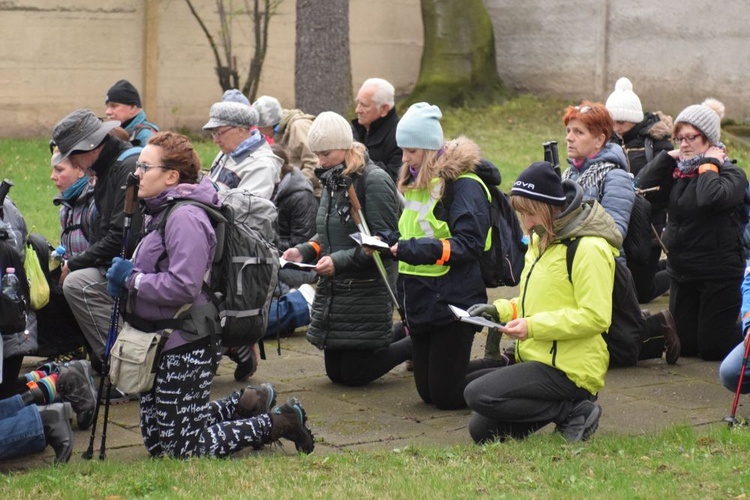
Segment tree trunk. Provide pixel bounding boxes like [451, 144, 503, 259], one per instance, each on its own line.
[294, 0, 352, 115]
[405, 0, 506, 108]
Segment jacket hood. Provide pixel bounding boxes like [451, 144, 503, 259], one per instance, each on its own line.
[646, 111, 673, 140]
[570, 142, 628, 172]
[279, 108, 315, 134]
[474, 158, 502, 187]
[434, 136, 483, 182]
[555, 180, 623, 249]
[142, 175, 220, 214]
[275, 166, 313, 202]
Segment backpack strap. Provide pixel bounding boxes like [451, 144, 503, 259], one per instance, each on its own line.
[562, 237, 581, 282]
[643, 136, 654, 163]
[117, 146, 143, 163]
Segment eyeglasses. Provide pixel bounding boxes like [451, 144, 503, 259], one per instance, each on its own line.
[210, 127, 234, 139]
[575, 105, 592, 114]
[674, 134, 701, 145]
[135, 161, 172, 173]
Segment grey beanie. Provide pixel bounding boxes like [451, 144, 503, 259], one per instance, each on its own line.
[203, 101, 257, 130]
[605, 77, 644, 123]
[511, 161, 566, 206]
[396, 102, 444, 150]
[308, 111, 353, 152]
[222, 89, 250, 106]
[675, 100, 723, 145]
[253, 95, 283, 127]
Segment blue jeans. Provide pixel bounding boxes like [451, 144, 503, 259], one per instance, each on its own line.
[263, 290, 310, 339]
[719, 341, 750, 394]
[0, 394, 46, 460]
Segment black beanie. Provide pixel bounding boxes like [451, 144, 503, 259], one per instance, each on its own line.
[511, 161, 566, 206]
[105, 79, 142, 107]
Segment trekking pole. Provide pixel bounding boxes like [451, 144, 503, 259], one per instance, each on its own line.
[346, 183, 405, 322]
[83, 173, 139, 460]
[723, 336, 750, 427]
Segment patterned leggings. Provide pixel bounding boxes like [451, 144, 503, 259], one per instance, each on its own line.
[139, 341, 272, 458]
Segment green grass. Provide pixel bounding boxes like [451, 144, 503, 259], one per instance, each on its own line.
[3, 425, 750, 498]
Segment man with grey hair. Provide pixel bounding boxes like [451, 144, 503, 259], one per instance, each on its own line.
[351, 78, 402, 182]
[203, 101, 281, 199]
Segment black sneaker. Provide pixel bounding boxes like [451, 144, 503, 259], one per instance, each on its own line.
[556, 400, 602, 442]
[229, 345, 259, 382]
[57, 360, 97, 430]
[271, 397, 315, 454]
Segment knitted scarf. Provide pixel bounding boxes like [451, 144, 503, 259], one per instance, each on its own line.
[562, 161, 617, 194]
[674, 141, 727, 178]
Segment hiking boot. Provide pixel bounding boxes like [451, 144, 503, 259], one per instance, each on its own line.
[57, 360, 97, 430]
[230, 345, 259, 382]
[654, 309, 680, 365]
[269, 397, 315, 454]
[234, 383, 277, 419]
[38, 402, 74, 464]
[556, 400, 602, 442]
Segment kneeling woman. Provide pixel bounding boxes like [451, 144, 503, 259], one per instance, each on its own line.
[105, 131, 313, 457]
[465, 162, 619, 442]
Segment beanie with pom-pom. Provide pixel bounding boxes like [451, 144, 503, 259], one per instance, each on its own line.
[605, 77, 644, 123]
[674, 98, 724, 145]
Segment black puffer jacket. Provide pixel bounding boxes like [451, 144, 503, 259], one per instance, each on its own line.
[273, 167, 318, 251]
[298, 157, 400, 350]
[613, 111, 673, 177]
[352, 108, 402, 183]
[637, 151, 747, 281]
[67, 138, 143, 270]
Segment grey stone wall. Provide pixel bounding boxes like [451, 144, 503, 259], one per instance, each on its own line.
[1, 0, 748, 138]
[485, 0, 750, 120]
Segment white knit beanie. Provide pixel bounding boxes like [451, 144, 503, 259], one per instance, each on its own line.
[308, 112, 353, 152]
[605, 77, 644, 123]
[674, 98, 724, 145]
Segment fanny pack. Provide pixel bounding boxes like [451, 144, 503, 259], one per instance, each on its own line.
[109, 323, 169, 395]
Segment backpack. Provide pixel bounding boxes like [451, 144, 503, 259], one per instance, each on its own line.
[564, 237, 642, 367]
[156, 189, 280, 348]
[456, 173, 527, 287]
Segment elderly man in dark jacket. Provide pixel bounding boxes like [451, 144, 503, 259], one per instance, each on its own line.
[55, 110, 143, 393]
[351, 78, 402, 183]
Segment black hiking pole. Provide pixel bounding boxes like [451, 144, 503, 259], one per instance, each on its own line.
[346, 183, 406, 322]
[83, 173, 139, 460]
[723, 337, 750, 427]
[543, 141, 561, 178]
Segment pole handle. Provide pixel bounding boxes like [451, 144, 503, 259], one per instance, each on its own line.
[123, 173, 140, 216]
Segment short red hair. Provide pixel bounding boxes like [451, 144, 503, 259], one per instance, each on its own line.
[563, 100, 613, 142]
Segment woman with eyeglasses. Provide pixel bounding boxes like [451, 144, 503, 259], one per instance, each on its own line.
[636, 99, 746, 361]
[561, 101, 679, 366]
[105, 131, 314, 458]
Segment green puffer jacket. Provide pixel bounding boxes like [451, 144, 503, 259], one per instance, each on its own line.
[297, 159, 400, 350]
[495, 182, 622, 394]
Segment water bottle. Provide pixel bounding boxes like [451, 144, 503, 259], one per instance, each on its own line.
[2, 267, 20, 301]
[49, 245, 66, 271]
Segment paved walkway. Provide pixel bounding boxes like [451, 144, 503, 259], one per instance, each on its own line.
[1, 295, 743, 472]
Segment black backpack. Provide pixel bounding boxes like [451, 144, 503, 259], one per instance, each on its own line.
[0, 239, 29, 333]
[456, 173, 527, 287]
[563, 237, 642, 367]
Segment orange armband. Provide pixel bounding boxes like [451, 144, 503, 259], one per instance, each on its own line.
[698, 163, 719, 175]
[309, 241, 321, 259]
[435, 240, 451, 265]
